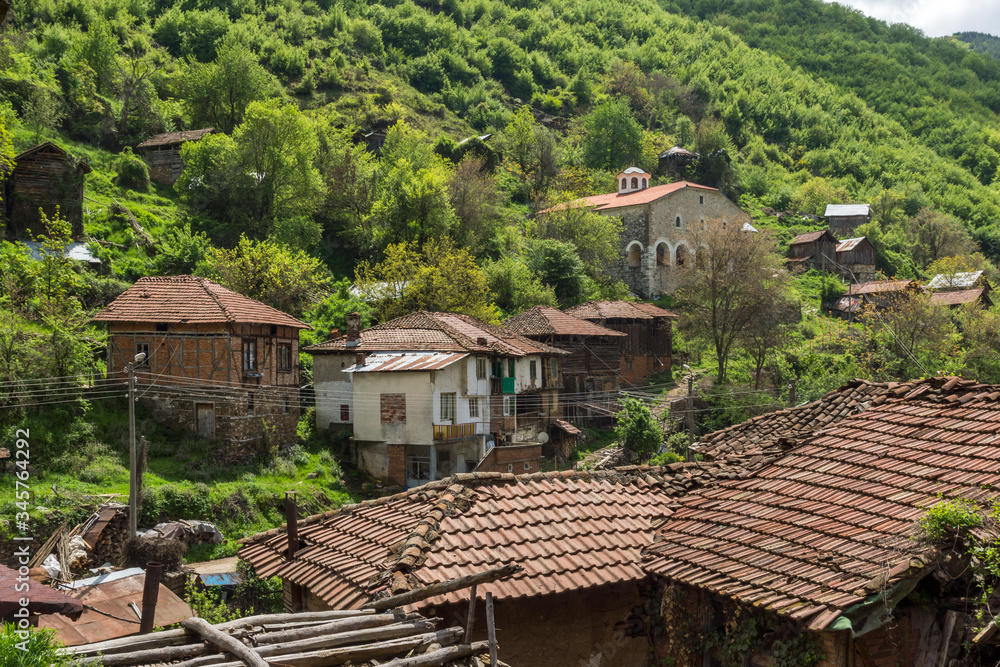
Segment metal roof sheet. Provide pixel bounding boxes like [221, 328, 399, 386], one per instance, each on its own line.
[926, 271, 985, 290]
[344, 352, 468, 373]
[824, 204, 870, 217]
[835, 237, 868, 252]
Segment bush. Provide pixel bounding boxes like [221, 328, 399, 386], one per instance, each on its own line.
[113, 147, 150, 191]
[0, 624, 77, 666]
[614, 394, 663, 458]
[920, 498, 983, 542]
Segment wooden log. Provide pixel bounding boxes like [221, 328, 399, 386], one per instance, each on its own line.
[972, 619, 998, 647]
[180, 617, 268, 667]
[362, 564, 522, 611]
[77, 641, 208, 666]
[485, 592, 497, 667]
[380, 641, 491, 667]
[254, 613, 411, 645]
[464, 584, 477, 643]
[199, 628, 465, 667]
[936, 610, 959, 667]
[29, 520, 68, 569]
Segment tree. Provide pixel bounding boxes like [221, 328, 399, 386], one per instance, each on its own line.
[675, 219, 790, 386]
[482, 255, 558, 317]
[614, 394, 662, 459]
[112, 45, 163, 147]
[313, 121, 377, 255]
[526, 239, 587, 307]
[856, 291, 958, 380]
[23, 86, 65, 145]
[301, 279, 374, 348]
[185, 40, 277, 134]
[493, 107, 558, 203]
[534, 202, 622, 275]
[355, 238, 500, 323]
[582, 98, 643, 170]
[740, 297, 795, 389]
[955, 302, 1000, 382]
[903, 208, 978, 268]
[204, 235, 332, 318]
[926, 253, 998, 285]
[449, 157, 505, 256]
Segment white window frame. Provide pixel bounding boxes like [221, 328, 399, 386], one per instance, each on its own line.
[441, 392, 456, 421]
[469, 397, 479, 418]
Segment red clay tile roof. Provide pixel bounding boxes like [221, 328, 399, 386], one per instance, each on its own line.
[644, 376, 1000, 631]
[790, 230, 836, 245]
[846, 279, 919, 296]
[304, 311, 566, 357]
[136, 128, 215, 148]
[929, 288, 990, 307]
[92, 276, 309, 328]
[539, 181, 717, 214]
[241, 467, 732, 609]
[565, 300, 678, 320]
[504, 306, 626, 338]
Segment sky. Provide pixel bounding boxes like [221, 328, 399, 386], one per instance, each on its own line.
[834, 0, 1000, 38]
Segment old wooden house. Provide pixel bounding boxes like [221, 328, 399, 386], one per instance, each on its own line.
[136, 128, 215, 185]
[92, 276, 309, 456]
[3, 142, 91, 239]
[929, 288, 993, 308]
[926, 269, 991, 292]
[846, 279, 922, 309]
[834, 236, 876, 282]
[504, 305, 625, 423]
[787, 229, 838, 273]
[824, 203, 870, 236]
[564, 300, 677, 387]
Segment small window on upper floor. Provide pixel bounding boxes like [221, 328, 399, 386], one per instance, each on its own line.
[642, 178, 647, 188]
[243, 339, 257, 371]
[530, 360, 537, 381]
[507, 359, 515, 377]
[628, 245, 641, 268]
[155, 323, 168, 332]
[135, 342, 150, 367]
[476, 357, 488, 380]
[441, 392, 456, 421]
[341, 404, 350, 421]
[675, 216, 682, 228]
[277, 344, 292, 372]
[631, 177, 638, 188]
[699, 195, 704, 205]
[621, 178, 627, 189]
[550, 359, 558, 379]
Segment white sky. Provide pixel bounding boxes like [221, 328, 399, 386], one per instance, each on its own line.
[833, 0, 1000, 38]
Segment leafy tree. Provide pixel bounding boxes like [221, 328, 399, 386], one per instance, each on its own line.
[313, 121, 377, 254]
[526, 239, 587, 307]
[740, 297, 796, 389]
[955, 303, 1000, 382]
[493, 107, 558, 203]
[152, 224, 212, 275]
[615, 394, 663, 459]
[675, 219, 791, 386]
[583, 98, 643, 171]
[482, 255, 558, 316]
[23, 86, 65, 145]
[185, 40, 277, 134]
[301, 278, 374, 347]
[449, 157, 505, 256]
[855, 292, 959, 380]
[203, 235, 331, 318]
[534, 202, 622, 275]
[926, 253, 998, 285]
[355, 238, 500, 323]
[903, 208, 978, 268]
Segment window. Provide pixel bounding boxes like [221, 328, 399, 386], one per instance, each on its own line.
[508, 464, 514, 473]
[277, 344, 292, 372]
[641, 178, 647, 188]
[248, 392, 255, 413]
[627, 243, 641, 268]
[476, 357, 488, 380]
[492, 360, 503, 378]
[676, 245, 688, 268]
[630, 177, 638, 188]
[134, 342, 150, 367]
[282, 399, 289, 414]
[155, 323, 168, 332]
[675, 215, 682, 228]
[524, 462, 531, 470]
[243, 339, 257, 371]
[550, 359, 558, 378]
[503, 396, 513, 416]
[507, 359, 515, 377]
[340, 404, 350, 421]
[621, 178, 627, 189]
[441, 392, 456, 421]
[625, 357, 634, 371]
[530, 360, 537, 381]
[469, 397, 479, 418]
[699, 195, 704, 205]
[656, 243, 669, 267]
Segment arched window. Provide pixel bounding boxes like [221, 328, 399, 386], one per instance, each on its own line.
[621, 178, 627, 190]
[675, 244, 688, 268]
[627, 242, 642, 268]
[641, 178, 647, 189]
[656, 242, 669, 267]
[631, 177, 638, 188]
[675, 216, 682, 228]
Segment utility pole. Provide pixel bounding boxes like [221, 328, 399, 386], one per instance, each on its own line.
[686, 374, 695, 460]
[127, 353, 145, 540]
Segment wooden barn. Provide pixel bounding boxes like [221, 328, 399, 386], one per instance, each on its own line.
[787, 229, 838, 272]
[824, 203, 870, 236]
[504, 305, 626, 423]
[136, 128, 215, 185]
[93, 276, 310, 457]
[834, 236, 876, 282]
[3, 142, 91, 239]
[564, 301, 676, 387]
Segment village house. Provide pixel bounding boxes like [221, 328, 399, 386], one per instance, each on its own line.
[3, 142, 91, 240]
[834, 236, 876, 282]
[541, 169, 751, 297]
[240, 468, 680, 667]
[929, 288, 993, 308]
[787, 229, 838, 273]
[305, 311, 567, 486]
[135, 128, 215, 185]
[92, 276, 309, 456]
[503, 305, 625, 424]
[564, 300, 677, 387]
[642, 376, 1000, 667]
[658, 146, 699, 178]
[845, 278, 921, 308]
[824, 203, 871, 236]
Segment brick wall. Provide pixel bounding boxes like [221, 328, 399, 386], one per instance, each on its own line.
[380, 393, 406, 424]
[475, 444, 542, 474]
[620, 353, 668, 387]
[387, 444, 406, 486]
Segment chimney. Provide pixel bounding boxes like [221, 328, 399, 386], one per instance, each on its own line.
[346, 311, 361, 347]
[328, 328, 340, 340]
[355, 352, 365, 367]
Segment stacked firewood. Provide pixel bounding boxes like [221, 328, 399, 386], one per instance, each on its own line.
[89, 511, 129, 564]
[58, 609, 503, 667]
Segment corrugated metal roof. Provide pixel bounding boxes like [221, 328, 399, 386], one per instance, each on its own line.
[790, 230, 835, 245]
[926, 271, 985, 290]
[824, 204, 870, 217]
[835, 237, 868, 252]
[345, 352, 468, 373]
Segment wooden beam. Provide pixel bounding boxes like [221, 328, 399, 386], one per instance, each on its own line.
[485, 592, 497, 667]
[180, 617, 268, 667]
[464, 584, 477, 643]
[380, 641, 491, 667]
[361, 564, 523, 611]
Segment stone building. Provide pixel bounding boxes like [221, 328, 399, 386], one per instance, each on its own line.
[135, 128, 215, 185]
[305, 311, 566, 486]
[541, 169, 751, 297]
[92, 276, 309, 456]
[3, 142, 91, 239]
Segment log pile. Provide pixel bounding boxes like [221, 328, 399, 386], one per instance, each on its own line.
[89, 510, 130, 564]
[58, 609, 506, 667]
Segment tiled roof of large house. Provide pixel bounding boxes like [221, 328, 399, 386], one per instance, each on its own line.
[304, 311, 567, 357]
[241, 466, 744, 610]
[539, 181, 717, 214]
[644, 376, 1000, 633]
[565, 300, 678, 321]
[503, 306, 626, 338]
[92, 276, 309, 329]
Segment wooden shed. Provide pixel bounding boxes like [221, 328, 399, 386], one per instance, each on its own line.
[834, 236, 876, 282]
[3, 142, 91, 240]
[136, 128, 215, 185]
[788, 229, 838, 272]
[824, 203, 870, 236]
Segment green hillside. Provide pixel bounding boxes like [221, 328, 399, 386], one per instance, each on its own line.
[955, 31, 1000, 61]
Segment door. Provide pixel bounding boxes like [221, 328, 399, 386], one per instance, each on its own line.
[196, 403, 215, 438]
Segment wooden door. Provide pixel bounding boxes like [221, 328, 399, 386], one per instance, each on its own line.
[196, 403, 215, 438]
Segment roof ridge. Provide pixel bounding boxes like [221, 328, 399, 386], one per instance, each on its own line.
[197, 277, 235, 323]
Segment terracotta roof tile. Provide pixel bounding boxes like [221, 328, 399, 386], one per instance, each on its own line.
[644, 376, 1000, 628]
[92, 276, 309, 329]
[929, 288, 989, 307]
[504, 306, 627, 338]
[539, 181, 717, 214]
[565, 300, 678, 321]
[136, 128, 215, 148]
[846, 280, 919, 296]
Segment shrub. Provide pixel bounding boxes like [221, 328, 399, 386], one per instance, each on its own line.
[0, 624, 77, 666]
[920, 498, 983, 542]
[614, 394, 663, 458]
[113, 147, 150, 191]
